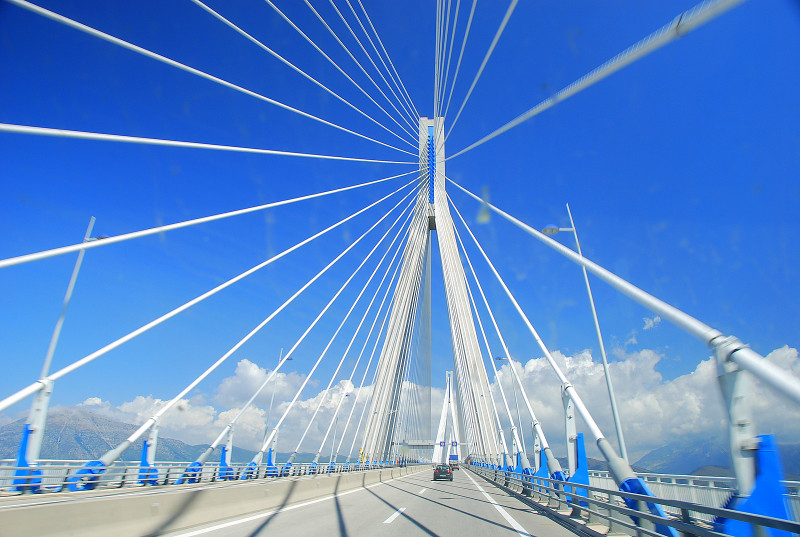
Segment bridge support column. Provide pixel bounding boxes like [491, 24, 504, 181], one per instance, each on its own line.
[562, 386, 576, 477]
[713, 336, 794, 532]
[716, 336, 757, 495]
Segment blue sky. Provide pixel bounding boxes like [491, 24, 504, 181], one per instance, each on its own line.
[1, 0, 799, 456]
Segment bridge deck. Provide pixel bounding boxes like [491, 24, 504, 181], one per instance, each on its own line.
[157, 468, 578, 537]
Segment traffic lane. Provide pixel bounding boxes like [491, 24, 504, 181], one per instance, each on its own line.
[461, 469, 576, 537]
[158, 470, 431, 537]
[374, 466, 566, 537]
[240, 470, 446, 537]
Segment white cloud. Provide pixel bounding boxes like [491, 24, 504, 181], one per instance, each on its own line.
[80, 362, 378, 455]
[214, 359, 309, 409]
[80, 394, 218, 446]
[488, 345, 800, 461]
[73, 347, 800, 466]
[642, 315, 662, 330]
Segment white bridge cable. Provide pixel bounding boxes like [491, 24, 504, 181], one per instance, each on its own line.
[346, 308, 389, 462]
[430, 166, 495, 459]
[203, 185, 419, 459]
[354, 0, 419, 119]
[358, 180, 429, 456]
[438, 0, 461, 118]
[435, 0, 449, 120]
[389, 336, 422, 461]
[334, 180, 427, 461]
[5, 0, 413, 156]
[463, 273, 510, 459]
[435, 0, 453, 118]
[439, 214, 491, 458]
[362, 190, 430, 460]
[289, 205, 413, 456]
[434, 0, 442, 117]
[382, 213, 429, 459]
[354, 251, 420, 463]
[403, 240, 432, 461]
[388, 250, 431, 460]
[314, 228, 408, 460]
[452, 209, 541, 453]
[0, 124, 415, 169]
[189, 0, 417, 151]
[449, 178, 800, 408]
[448, 0, 747, 160]
[449, 195, 569, 476]
[255, 198, 417, 459]
[443, 0, 477, 121]
[0, 170, 416, 270]
[340, 0, 419, 128]
[327, 0, 418, 127]
[106, 186, 416, 467]
[0, 180, 415, 415]
[448, 193, 606, 442]
[436, 208, 479, 453]
[444, 0, 519, 142]
[263, 0, 419, 145]
[303, 0, 419, 137]
[340, 246, 404, 460]
[456, 267, 504, 460]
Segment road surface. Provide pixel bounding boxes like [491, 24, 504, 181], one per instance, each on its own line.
[159, 467, 577, 537]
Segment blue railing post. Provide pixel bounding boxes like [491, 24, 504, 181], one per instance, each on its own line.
[12, 424, 42, 493]
[137, 439, 158, 485]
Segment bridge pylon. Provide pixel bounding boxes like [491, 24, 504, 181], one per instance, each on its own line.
[360, 117, 502, 465]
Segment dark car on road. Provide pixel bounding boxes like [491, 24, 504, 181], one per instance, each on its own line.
[433, 464, 453, 481]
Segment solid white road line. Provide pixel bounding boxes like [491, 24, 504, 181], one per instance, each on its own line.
[464, 470, 532, 537]
[418, 488, 427, 494]
[383, 507, 407, 524]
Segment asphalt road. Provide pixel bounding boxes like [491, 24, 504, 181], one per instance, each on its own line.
[160, 467, 577, 537]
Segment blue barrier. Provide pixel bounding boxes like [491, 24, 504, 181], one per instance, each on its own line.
[564, 433, 589, 507]
[12, 424, 42, 493]
[66, 460, 106, 492]
[174, 461, 203, 485]
[137, 440, 158, 485]
[218, 446, 234, 480]
[716, 435, 794, 537]
[240, 461, 257, 480]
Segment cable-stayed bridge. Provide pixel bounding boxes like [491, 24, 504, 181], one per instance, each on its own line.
[1, 0, 799, 536]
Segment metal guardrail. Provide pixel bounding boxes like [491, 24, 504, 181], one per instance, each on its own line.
[588, 470, 800, 523]
[469, 465, 800, 537]
[0, 459, 407, 494]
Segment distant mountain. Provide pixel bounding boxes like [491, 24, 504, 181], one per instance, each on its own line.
[0, 407, 266, 463]
[691, 465, 734, 477]
[551, 456, 651, 474]
[633, 435, 800, 479]
[513, 454, 651, 473]
[634, 436, 731, 475]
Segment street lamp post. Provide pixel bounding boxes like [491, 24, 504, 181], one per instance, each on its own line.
[260, 349, 288, 466]
[330, 413, 338, 465]
[265, 348, 285, 431]
[542, 203, 629, 462]
[18, 217, 98, 474]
